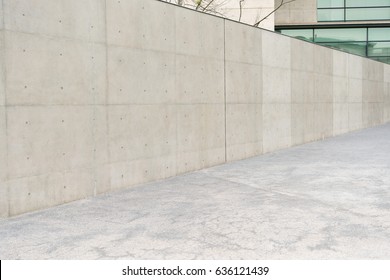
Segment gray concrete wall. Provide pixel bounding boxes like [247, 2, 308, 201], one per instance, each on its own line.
[275, 0, 317, 25]
[0, 0, 389, 218]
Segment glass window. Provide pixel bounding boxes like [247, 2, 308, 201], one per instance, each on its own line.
[368, 42, 390, 56]
[317, 0, 344, 8]
[280, 29, 314, 41]
[318, 9, 344, 21]
[314, 28, 366, 42]
[371, 57, 390, 64]
[368, 28, 390, 41]
[319, 42, 367, 56]
[346, 0, 390, 8]
[346, 7, 390, 21]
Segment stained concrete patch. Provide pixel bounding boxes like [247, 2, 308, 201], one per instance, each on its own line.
[0, 124, 390, 259]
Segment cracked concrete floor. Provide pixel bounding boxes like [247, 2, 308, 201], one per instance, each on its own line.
[1, 124, 390, 259]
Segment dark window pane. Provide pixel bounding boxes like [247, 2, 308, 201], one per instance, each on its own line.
[346, 0, 390, 7]
[368, 42, 390, 56]
[314, 28, 366, 42]
[368, 28, 390, 41]
[317, 0, 344, 8]
[346, 7, 390, 20]
[318, 9, 344, 21]
[319, 42, 367, 56]
[280, 29, 314, 41]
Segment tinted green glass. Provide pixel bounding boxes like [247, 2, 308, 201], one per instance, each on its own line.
[346, 7, 390, 20]
[368, 42, 390, 56]
[346, 0, 390, 7]
[319, 42, 367, 56]
[371, 57, 390, 64]
[314, 28, 366, 42]
[368, 28, 390, 41]
[280, 29, 314, 41]
[318, 9, 344, 21]
[317, 0, 344, 8]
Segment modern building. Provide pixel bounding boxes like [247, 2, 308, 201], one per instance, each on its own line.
[220, 0, 275, 30]
[275, 0, 390, 64]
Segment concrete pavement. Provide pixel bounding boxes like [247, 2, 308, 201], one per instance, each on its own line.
[1, 124, 390, 259]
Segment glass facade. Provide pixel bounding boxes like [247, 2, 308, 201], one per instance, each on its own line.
[317, 0, 390, 22]
[276, 26, 390, 64]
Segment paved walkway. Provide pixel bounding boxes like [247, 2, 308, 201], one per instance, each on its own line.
[1, 124, 390, 259]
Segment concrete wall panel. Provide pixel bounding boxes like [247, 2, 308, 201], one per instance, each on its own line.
[176, 104, 224, 154]
[176, 55, 224, 104]
[363, 80, 384, 103]
[263, 66, 291, 103]
[5, 32, 106, 106]
[384, 65, 390, 83]
[348, 103, 363, 131]
[333, 51, 348, 77]
[315, 74, 333, 103]
[348, 55, 363, 79]
[0, 181, 7, 218]
[262, 31, 291, 68]
[107, 0, 174, 52]
[304, 103, 317, 143]
[291, 39, 314, 72]
[333, 103, 349, 136]
[108, 46, 175, 105]
[263, 104, 291, 153]
[108, 105, 176, 164]
[226, 61, 262, 104]
[315, 103, 333, 139]
[0, 106, 5, 181]
[363, 103, 383, 127]
[314, 47, 333, 75]
[176, 104, 225, 173]
[176, 8, 224, 59]
[385, 83, 390, 105]
[226, 104, 262, 161]
[291, 70, 315, 103]
[109, 154, 177, 192]
[8, 169, 95, 216]
[0, 31, 4, 106]
[6, 106, 96, 179]
[4, 0, 105, 43]
[0, 2, 3, 30]
[0, 105, 7, 217]
[348, 78, 363, 103]
[385, 85, 390, 122]
[225, 20, 262, 64]
[333, 76, 348, 103]
[363, 60, 384, 82]
[291, 103, 305, 145]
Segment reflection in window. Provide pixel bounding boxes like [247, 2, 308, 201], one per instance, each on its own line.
[369, 28, 390, 41]
[314, 28, 366, 42]
[318, 0, 390, 21]
[368, 42, 390, 56]
[317, 9, 344, 21]
[346, 7, 390, 21]
[372, 56, 390, 63]
[319, 42, 367, 56]
[276, 26, 390, 64]
[280, 29, 314, 41]
[345, 0, 390, 7]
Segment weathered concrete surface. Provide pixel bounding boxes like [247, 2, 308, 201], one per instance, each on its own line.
[1, 124, 389, 259]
